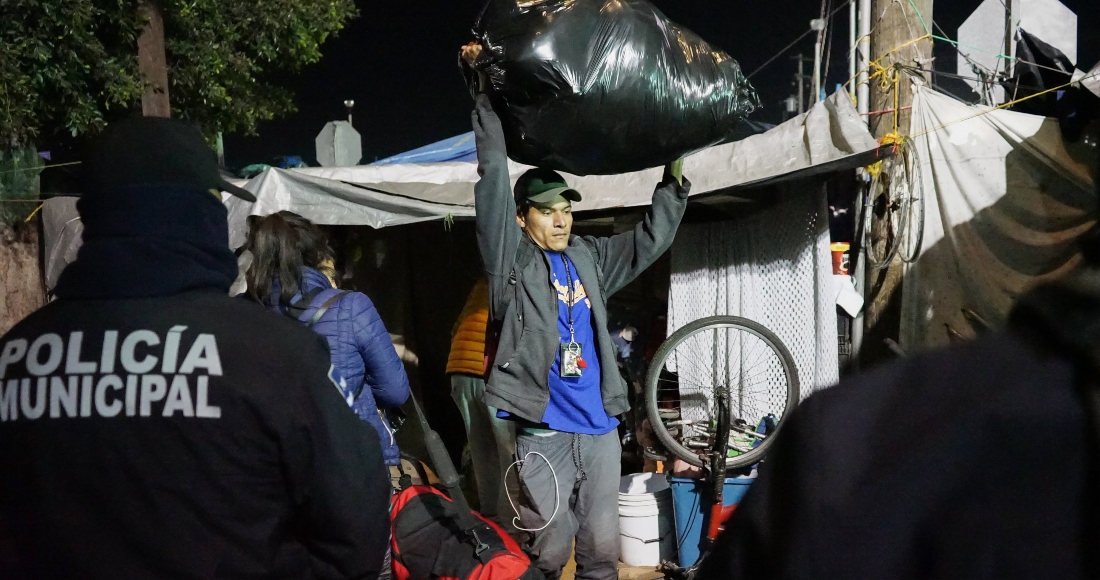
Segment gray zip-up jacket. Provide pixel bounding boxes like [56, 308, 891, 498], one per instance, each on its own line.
[471, 94, 689, 423]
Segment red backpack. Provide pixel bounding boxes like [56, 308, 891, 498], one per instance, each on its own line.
[390, 485, 542, 580]
[390, 394, 543, 580]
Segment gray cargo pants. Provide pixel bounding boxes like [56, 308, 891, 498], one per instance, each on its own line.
[515, 426, 620, 580]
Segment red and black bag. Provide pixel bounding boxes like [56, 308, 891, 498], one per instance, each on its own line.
[390, 485, 541, 580]
[391, 393, 543, 580]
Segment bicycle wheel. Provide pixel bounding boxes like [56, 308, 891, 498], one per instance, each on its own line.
[865, 147, 913, 270]
[899, 142, 926, 264]
[644, 316, 799, 470]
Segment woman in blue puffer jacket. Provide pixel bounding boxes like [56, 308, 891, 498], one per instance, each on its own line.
[244, 211, 410, 466]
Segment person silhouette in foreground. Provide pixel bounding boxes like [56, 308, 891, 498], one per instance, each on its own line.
[700, 248, 1100, 579]
[0, 117, 391, 578]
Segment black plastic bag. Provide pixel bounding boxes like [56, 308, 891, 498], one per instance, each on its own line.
[466, 0, 761, 175]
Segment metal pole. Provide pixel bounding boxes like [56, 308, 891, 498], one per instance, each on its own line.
[851, 0, 873, 364]
[344, 99, 355, 127]
[797, 54, 806, 115]
[812, 19, 826, 103]
[849, 0, 858, 98]
[856, 0, 872, 118]
[1004, 0, 1020, 80]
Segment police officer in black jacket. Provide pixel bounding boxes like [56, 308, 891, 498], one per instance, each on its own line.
[0, 117, 392, 578]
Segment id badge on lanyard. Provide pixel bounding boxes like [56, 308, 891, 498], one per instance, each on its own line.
[559, 254, 587, 378]
[560, 341, 584, 378]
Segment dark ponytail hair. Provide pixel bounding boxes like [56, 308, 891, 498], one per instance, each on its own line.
[244, 211, 335, 307]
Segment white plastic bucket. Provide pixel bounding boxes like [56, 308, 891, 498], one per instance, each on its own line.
[618, 474, 677, 567]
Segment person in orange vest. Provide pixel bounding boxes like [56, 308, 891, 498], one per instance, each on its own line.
[446, 278, 516, 529]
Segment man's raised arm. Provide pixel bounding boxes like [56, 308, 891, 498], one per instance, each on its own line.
[582, 169, 690, 296]
[471, 93, 522, 319]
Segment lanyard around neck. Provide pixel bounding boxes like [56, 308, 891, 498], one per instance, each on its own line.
[561, 253, 577, 342]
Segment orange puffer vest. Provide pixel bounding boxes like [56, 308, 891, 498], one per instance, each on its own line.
[447, 278, 490, 376]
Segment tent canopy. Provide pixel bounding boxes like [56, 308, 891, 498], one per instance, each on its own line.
[225, 90, 881, 249]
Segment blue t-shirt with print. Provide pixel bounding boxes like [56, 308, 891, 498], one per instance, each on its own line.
[540, 251, 619, 435]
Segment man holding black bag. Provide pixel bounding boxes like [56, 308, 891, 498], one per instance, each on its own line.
[464, 44, 690, 580]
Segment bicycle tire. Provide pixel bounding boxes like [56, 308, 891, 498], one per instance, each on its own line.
[866, 148, 913, 270]
[644, 315, 800, 470]
[900, 143, 926, 264]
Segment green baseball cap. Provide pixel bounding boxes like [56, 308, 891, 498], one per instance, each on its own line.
[514, 168, 582, 206]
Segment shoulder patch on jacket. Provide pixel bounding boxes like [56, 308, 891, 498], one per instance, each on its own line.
[327, 364, 354, 406]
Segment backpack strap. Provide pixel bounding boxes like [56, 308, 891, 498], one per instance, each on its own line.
[305, 290, 351, 328]
[408, 392, 494, 562]
[283, 287, 325, 320]
[284, 288, 351, 327]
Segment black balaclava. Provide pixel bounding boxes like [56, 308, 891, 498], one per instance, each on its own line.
[52, 116, 250, 299]
[53, 185, 238, 299]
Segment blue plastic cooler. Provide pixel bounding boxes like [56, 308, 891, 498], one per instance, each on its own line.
[670, 476, 755, 566]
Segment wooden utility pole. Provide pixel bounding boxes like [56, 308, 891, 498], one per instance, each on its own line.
[861, 0, 933, 364]
[137, 0, 171, 117]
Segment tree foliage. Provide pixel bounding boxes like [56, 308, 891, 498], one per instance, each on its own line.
[0, 0, 358, 146]
[0, 146, 44, 226]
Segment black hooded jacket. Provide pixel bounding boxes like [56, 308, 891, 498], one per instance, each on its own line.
[0, 186, 391, 578]
[698, 273, 1100, 580]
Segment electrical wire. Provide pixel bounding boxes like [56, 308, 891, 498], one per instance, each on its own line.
[926, 68, 1046, 92]
[747, 0, 851, 80]
[0, 160, 81, 176]
[747, 31, 814, 80]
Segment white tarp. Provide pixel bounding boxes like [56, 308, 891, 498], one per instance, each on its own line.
[225, 90, 878, 249]
[901, 87, 1097, 351]
[40, 196, 82, 292]
[1072, 60, 1100, 98]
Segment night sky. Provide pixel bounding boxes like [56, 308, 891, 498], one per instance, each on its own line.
[223, 0, 1100, 170]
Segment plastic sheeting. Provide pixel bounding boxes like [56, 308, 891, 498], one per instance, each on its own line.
[468, 0, 759, 175]
[225, 90, 878, 249]
[1073, 60, 1100, 99]
[372, 132, 477, 165]
[900, 87, 1097, 351]
[40, 196, 82, 293]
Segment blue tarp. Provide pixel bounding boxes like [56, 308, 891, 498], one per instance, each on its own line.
[370, 119, 773, 167]
[372, 132, 477, 165]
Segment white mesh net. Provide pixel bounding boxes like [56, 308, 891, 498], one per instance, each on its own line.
[665, 189, 839, 431]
